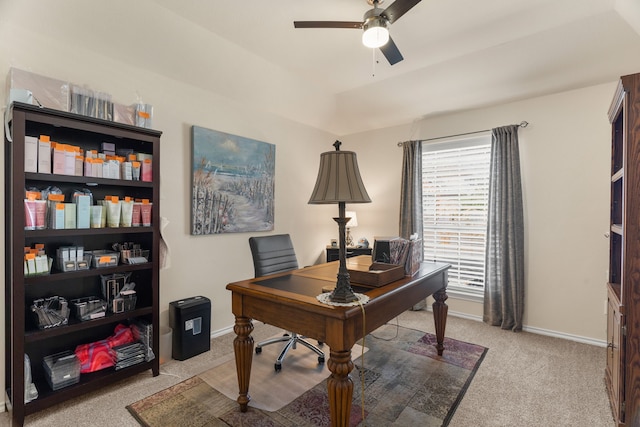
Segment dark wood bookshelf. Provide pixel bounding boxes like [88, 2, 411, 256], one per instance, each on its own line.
[4, 103, 161, 425]
[606, 73, 640, 426]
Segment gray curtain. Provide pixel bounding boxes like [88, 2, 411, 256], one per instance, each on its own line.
[483, 125, 525, 331]
[399, 141, 423, 240]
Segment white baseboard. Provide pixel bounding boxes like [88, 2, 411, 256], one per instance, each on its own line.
[442, 309, 607, 348]
[520, 323, 607, 347]
[211, 325, 234, 339]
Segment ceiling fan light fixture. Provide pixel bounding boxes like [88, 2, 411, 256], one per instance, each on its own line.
[294, 0, 423, 64]
[362, 17, 389, 48]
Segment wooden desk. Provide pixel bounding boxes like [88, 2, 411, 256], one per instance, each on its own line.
[226, 256, 450, 427]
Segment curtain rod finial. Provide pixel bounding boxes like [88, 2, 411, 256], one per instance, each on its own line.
[519, 121, 529, 128]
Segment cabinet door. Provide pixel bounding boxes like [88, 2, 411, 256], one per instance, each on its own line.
[607, 293, 624, 422]
[326, 247, 339, 261]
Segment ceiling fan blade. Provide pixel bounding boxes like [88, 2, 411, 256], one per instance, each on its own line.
[380, 0, 422, 24]
[294, 21, 363, 29]
[379, 36, 403, 65]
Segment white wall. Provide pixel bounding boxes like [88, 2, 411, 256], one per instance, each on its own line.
[0, 0, 348, 325]
[0, 0, 344, 402]
[0, 0, 620, 409]
[344, 82, 615, 343]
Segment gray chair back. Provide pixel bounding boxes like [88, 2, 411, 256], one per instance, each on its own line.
[249, 234, 299, 277]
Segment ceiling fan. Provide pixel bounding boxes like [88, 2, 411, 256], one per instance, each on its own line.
[294, 0, 422, 65]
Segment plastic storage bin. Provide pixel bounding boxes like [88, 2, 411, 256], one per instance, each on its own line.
[42, 351, 80, 391]
[70, 296, 106, 321]
[169, 296, 211, 361]
[87, 250, 119, 268]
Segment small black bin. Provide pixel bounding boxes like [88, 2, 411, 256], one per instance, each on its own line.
[169, 296, 211, 361]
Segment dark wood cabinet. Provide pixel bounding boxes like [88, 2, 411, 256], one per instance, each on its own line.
[607, 283, 623, 421]
[606, 73, 640, 426]
[326, 246, 372, 262]
[4, 103, 161, 425]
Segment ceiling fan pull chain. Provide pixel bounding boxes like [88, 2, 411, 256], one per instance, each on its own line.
[372, 48, 377, 77]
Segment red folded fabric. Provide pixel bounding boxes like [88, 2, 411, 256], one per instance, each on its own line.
[75, 324, 136, 373]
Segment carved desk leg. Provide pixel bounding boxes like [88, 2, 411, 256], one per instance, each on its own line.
[327, 350, 353, 427]
[233, 316, 254, 412]
[327, 349, 354, 427]
[432, 288, 449, 356]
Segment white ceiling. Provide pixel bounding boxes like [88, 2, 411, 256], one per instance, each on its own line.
[147, 0, 640, 135]
[5, 0, 640, 135]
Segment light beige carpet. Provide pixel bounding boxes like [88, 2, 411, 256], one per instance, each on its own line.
[198, 335, 367, 412]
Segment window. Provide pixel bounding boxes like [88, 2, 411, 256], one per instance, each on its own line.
[421, 134, 491, 296]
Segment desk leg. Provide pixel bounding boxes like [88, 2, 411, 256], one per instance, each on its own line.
[327, 349, 354, 427]
[433, 288, 449, 356]
[233, 316, 254, 412]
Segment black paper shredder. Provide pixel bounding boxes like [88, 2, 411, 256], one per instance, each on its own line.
[169, 296, 211, 361]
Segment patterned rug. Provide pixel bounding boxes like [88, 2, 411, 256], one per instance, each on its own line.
[198, 339, 367, 412]
[127, 325, 487, 427]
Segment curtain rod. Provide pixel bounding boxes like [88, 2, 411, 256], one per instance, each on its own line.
[397, 121, 529, 147]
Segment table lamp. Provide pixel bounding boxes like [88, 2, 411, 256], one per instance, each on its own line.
[309, 141, 371, 303]
[345, 211, 358, 247]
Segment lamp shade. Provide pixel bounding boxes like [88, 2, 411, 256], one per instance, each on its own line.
[309, 150, 371, 204]
[345, 211, 358, 228]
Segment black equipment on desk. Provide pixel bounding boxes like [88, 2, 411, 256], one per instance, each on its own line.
[372, 236, 398, 264]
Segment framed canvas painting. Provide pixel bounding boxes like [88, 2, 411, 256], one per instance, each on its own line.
[191, 126, 275, 234]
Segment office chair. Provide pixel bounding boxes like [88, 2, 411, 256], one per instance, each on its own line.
[248, 234, 325, 372]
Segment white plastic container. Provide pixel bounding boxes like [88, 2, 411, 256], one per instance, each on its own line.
[159, 326, 172, 365]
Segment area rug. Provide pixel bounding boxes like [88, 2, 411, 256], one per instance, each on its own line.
[199, 338, 367, 412]
[127, 325, 487, 427]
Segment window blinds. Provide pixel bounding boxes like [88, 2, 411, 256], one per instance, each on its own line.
[422, 138, 491, 291]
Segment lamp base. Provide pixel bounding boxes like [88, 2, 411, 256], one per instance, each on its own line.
[329, 272, 358, 303]
[346, 228, 354, 247]
[317, 292, 369, 307]
[330, 290, 358, 303]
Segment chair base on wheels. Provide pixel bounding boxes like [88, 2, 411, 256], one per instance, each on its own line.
[255, 332, 325, 372]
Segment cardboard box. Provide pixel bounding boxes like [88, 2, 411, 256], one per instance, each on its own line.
[38, 136, 51, 174]
[52, 145, 65, 174]
[24, 136, 38, 172]
[63, 203, 76, 229]
[53, 203, 65, 229]
[64, 147, 75, 175]
[75, 195, 90, 229]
